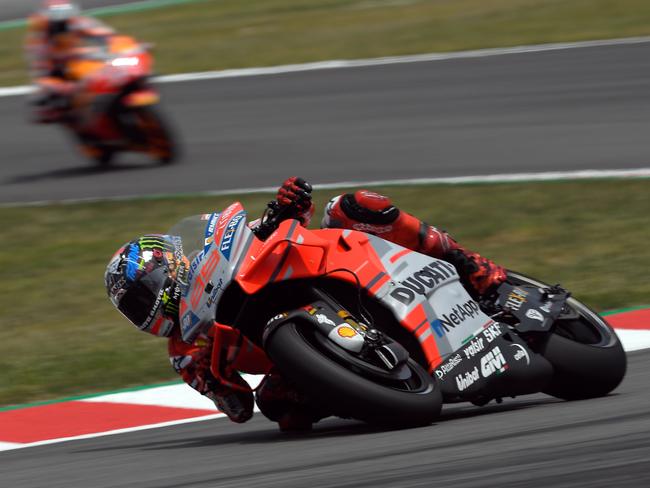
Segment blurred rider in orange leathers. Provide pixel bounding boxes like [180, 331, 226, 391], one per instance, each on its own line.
[105, 178, 507, 431]
[25, 1, 114, 122]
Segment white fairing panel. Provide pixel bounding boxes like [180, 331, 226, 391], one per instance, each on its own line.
[178, 205, 254, 343]
[366, 235, 494, 361]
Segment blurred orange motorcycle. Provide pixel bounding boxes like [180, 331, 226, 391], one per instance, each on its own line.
[30, 23, 177, 165]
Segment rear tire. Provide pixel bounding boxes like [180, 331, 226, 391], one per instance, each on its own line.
[507, 271, 626, 400]
[265, 322, 442, 426]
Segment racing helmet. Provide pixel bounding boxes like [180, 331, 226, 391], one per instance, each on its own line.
[41, 0, 81, 36]
[105, 235, 189, 337]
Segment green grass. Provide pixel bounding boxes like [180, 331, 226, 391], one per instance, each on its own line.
[3, 0, 650, 86]
[1, 179, 649, 407]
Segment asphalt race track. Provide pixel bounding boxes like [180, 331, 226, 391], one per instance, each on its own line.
[2, 41, 650, 203]
[3, 350, 648, 488]
[3, 42, 650, 487]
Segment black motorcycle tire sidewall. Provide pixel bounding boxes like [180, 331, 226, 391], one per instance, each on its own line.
[265, 322, 442, 426]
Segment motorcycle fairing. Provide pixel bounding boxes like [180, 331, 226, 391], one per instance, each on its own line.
[495, 283, 569, 332]
[234, 218, 496, 370]
[122, 89, 160, 107]
[178, 203, 254, 343]
[363, 233, 497, 370]
[433, 322, 552, 402]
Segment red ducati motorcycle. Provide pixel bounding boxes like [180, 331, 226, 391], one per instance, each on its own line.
[169, 202, 626, 426]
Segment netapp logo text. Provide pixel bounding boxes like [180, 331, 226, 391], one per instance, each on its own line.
[440, 300, 480, 329]
[390, 261, 456, 305]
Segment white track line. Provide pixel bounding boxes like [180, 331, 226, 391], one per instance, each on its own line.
[155, 36, 650, 84]
[614, 330, 650, 353]
[2, 35, 650, 98]
[0, 441, 23, 450]
[0, 413, 227, 452]
[80, 375, 264, 409]
[2, 168, 649, 208]
[0, 86, 33, 97]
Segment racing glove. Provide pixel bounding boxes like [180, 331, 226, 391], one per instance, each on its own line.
[276, 177, 315, 226]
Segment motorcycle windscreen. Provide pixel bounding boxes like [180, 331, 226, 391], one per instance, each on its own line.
[168, 214, 216, 259]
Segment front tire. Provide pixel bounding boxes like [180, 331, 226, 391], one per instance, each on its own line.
[265, 322, 442, 426]
[508, 271, 626, 400]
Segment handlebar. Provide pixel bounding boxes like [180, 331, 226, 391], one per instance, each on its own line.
[253, 201, 294, 241]
[253, 179, 313, 240]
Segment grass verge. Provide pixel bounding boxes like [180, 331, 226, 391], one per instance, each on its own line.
[3, 0, 650, 86]
[1, 179, 649, 407]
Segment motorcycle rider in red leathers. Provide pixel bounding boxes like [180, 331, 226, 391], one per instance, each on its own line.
[25, 1, 115, 122]
[105, 177, 506, 431]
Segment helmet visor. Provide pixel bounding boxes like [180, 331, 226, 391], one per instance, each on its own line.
[117, 267, 169, 329]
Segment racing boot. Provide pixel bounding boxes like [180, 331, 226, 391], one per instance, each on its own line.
[255, 373, 329, 432]
[206, 372, 255, 424]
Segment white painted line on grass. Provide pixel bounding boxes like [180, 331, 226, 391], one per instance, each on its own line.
[2, 167, 649, 208]
[3, 35, 650, 98]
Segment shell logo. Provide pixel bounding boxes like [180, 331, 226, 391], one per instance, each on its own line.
[337, 325, 358, 338]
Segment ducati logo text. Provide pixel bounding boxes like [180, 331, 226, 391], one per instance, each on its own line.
[390, 261, 457, 305]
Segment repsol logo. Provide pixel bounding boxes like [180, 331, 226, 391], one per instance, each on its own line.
[390, 261, 456, 305]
